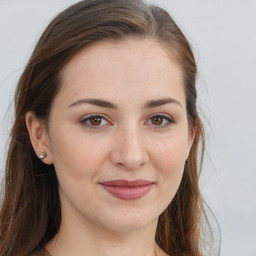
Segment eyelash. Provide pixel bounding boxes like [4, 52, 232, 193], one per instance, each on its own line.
[80, 114, 110, 129]
[80, 113, 176, 130]
[147, 114, 176, 129]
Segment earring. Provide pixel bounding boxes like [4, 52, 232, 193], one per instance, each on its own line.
[39, 151, 47, 160]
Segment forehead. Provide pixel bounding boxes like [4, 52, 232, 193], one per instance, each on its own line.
[57, 39, 185, 107]
[62, 38, 181, 76]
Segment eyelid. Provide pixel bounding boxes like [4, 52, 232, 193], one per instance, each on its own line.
[80, 112, 176, 130]
[80, 113, 112, 129]
[146, 113, 176, 128]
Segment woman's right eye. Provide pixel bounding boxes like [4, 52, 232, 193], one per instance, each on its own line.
[80, 114, 110, 129]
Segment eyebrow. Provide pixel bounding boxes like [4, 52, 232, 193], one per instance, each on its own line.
[68, 97, 183, 110]
[68, 99, 117, 109]
[143, 98, 183, 110]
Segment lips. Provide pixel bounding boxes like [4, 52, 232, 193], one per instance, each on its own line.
[99, 179, 154, 200]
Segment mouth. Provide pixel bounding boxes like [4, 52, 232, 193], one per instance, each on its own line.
[99, 179, 154, 200]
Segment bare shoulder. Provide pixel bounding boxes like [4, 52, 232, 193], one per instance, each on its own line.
[28, 249, 47, 256]
[160, 252, 170, 256]
[155, 244, 170, 256]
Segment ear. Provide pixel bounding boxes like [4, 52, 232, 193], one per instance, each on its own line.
[186, 122, 197, 160]
[25, 111, 53, 164]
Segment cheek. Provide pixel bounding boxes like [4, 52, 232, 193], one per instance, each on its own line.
[150, 137, 188, 209]
[49, 129, 108, 180]
[151, 136, 188, 182]
[49, 132, 109, 206]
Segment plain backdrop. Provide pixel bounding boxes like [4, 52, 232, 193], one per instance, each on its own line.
[0, 0, 256, 255]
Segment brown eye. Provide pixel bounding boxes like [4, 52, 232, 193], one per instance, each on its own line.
[151, 116, 163, 125]
[147, 114, 175, 129]
[89, 117, 102, 126]
[81, 114, 109, 129]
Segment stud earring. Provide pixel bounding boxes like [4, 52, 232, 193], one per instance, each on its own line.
[39, 151, 47, 160]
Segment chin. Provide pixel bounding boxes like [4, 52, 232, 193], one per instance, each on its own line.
[106, 220, 155, 233]
[99, 209, 159, 233]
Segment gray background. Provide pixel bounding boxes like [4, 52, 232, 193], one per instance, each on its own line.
[0, 0, 256, 255]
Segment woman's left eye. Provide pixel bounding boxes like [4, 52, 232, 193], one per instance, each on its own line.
[80, 114, 110, 129]
[146, 114, 175, 128]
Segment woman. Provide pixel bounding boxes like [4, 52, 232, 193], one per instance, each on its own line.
[0, 0, 211, 255]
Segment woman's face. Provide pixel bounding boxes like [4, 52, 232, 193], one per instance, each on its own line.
[45, 39, 194, 232]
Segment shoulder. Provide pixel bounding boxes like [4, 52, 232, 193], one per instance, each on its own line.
[28, 249, 48, 256]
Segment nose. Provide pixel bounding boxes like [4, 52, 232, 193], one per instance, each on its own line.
[109, 126, 149, 170]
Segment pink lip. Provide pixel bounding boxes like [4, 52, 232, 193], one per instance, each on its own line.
[99, 179, 154, 200]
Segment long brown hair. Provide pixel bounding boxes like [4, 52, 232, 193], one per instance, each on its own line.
[0, 0, 210, 255]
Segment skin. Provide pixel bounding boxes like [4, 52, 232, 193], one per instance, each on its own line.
[26, 39, 194, 256]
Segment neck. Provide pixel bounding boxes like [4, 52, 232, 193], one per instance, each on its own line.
[46, 213, 164, 256]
